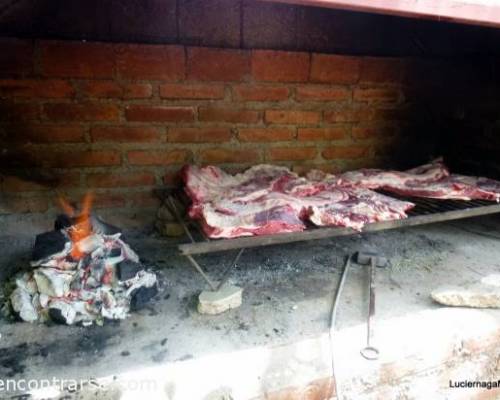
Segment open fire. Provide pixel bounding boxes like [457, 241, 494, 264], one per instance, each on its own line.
[8, 194, 158, 325]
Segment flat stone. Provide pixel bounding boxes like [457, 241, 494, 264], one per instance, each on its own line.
[157, 205, 175, 222]
[198, 284, 243, 315]
[431, 285, 500, 308]
[156, 221, 185, 237]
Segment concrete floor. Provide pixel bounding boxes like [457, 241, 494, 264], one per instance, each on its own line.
[1, 215, 500, 399]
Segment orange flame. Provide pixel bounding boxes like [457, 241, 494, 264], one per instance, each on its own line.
[58, 193, 94, 260]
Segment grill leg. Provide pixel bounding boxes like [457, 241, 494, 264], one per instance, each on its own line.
[185, 254, 218, 291]
[185, 248, 245, 292]
[216, 248, 245, 290]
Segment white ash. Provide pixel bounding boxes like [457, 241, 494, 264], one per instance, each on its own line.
[9, 217, 158, 326]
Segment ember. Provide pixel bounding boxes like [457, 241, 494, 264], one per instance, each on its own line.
[9, 195, 158, 325]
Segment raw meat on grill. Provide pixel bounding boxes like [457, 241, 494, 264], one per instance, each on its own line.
[183, 164, 298, 218]
[381, 174, 500, 201]
[308, 188, 414, 231]
[197, 189, 348, 238]
[337, 158, 450, 189]
[336, 159, 500, 202]
[183, 164, 415, 238]
[183, 164, 293, 203]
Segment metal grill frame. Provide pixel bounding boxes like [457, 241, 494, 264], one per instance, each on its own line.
[162, 191, 500, 290]
[174, 194, 500, 256]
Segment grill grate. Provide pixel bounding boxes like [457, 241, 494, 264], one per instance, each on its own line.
[380, 191, 497, 216]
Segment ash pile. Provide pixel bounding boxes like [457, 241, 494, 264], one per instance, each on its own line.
[9, 213, 158, 326]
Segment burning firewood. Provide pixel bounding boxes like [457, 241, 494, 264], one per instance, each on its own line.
[7, 195, 159, 326]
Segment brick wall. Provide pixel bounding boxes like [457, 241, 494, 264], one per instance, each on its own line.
[0, 39, 433, 219]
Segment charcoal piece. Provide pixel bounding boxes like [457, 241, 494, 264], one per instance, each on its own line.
[48, 301, 77, 325]
[106, 247, 124, 266]
[129, 285, 158, 311]
[32, 230, 70, 263]
[117, 260, 142, 281]
[90, 215, 121, 235]
[109, 248, 121, 258]
[54, 214, 72, 230]
[48, 308, 67, 324]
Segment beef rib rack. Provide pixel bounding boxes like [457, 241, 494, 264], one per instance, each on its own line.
[183, 164, 414, 238]
[337, 159, 500, 202]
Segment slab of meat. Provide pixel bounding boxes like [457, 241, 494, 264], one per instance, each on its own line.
[335, 159, 500, 202]
[382, 174, 500, 201]
[183, 164, 415, 238]
[308, 188, 414, 231]
[337, 159, 450, 189]
[183, 164, 298, 217]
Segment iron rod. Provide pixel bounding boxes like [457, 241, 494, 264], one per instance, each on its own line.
[185, 254, 218, 291]
[216, 248, 245, 291]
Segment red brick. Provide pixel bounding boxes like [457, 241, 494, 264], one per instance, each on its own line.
[268, 147, 317, 161]
[295, 86, 350, 102]
[0, 79, 74, 98]
[265, 110, 320, 124]
[199, 107, 260, 123]
[238, 128, 294, 142]
[354, 87, 401, 103]
[123, 83, 152, 99]
[200, 148, 259, 164]
[40, 40, 114, 78]
[3, 124, 85, 143]
[116, 44, 184, 80]
[232, 85, 289, 101]
[252, 50, 309, 82]
[360, 57, 404, 83]
[91, 126, 162, 142]
[86, 172, 156, 188]
[187, 47, 249, 81]
[42, 150, 121, 167]
[292, 164, 340, 176]
[0, 39, 33, 76]
[1, 172, 80, 191]
[1, 176, 50, 192]
[44, 103, 119, 121]
[125, 105, 194, 122]
[322, 145, 370, 160]
[310, 54, 360, 84]
[0, 195, 49, 214]
[129, 191, 161, 208]
[92, 194, 126, 209]
[167, 128, 231, 143]
[352, 124, 397, 139]
[298, 127, 347, 141]
[81, 81, 152, 99]
[160, 84, 225, 99]
[81, 81, 121, 98]
[163, 171, 182, 186]
[128, 150, 190, 165]
[0, 103, 39, 121]
[324, 108, 375, 123]
[53, 172, 82, 188]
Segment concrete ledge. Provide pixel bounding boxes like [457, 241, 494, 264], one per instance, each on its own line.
[9, 308, 498, 400]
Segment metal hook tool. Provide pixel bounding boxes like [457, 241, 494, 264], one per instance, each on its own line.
[360, 256, 379, 360]
[356, 250, 388, 360]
